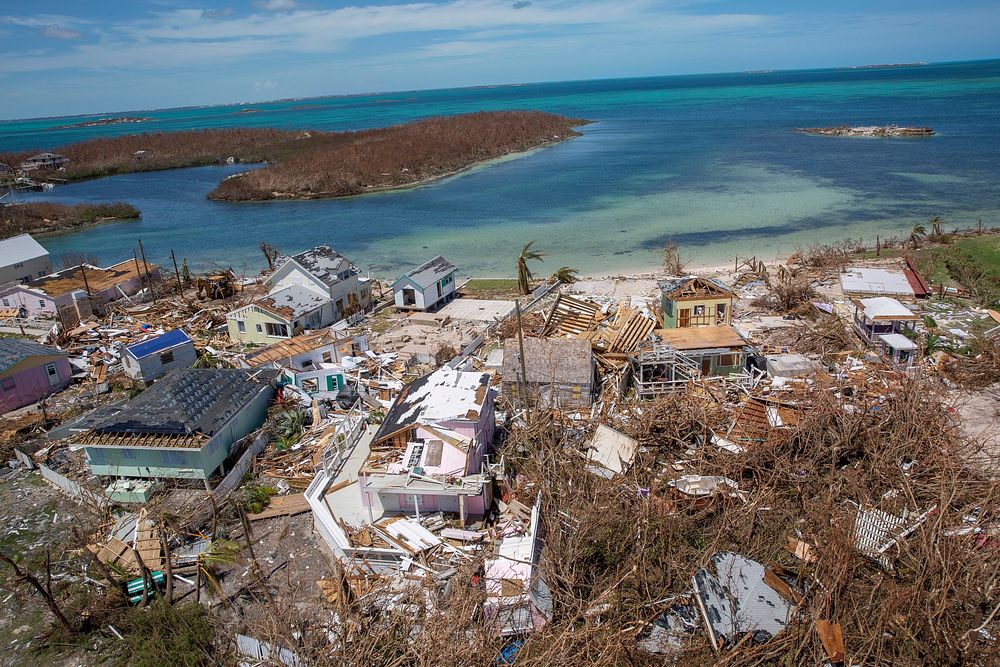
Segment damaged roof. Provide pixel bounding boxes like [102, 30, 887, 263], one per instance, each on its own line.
[398, 255, 456, 289]
[0, 339, 66, 373]
[373, 366, 491, 442]
[654, 324, 747, 351]
[80, 368, 278, 448]
[282, 245, 357, 288]
[244, 329, 340, 367]
[501, 337, 593, 385]
[258, 284, 329, 320]
[31, 260, 152, 298]
[693, 552, 795, 651]
[658, 276, 733, 299]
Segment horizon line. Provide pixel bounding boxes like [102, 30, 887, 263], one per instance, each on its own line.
[2, 56, 998, 125]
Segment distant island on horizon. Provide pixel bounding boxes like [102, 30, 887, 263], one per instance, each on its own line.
[4, 57, 998, 126]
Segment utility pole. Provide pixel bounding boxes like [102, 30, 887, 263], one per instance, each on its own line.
[515, 300, 528, 410]
[137, 239, 157, 304]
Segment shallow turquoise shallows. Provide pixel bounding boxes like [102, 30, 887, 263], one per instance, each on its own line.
[4, 59, 1000, 277]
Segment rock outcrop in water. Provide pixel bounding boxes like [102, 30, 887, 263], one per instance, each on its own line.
[797, 125, 934, 137]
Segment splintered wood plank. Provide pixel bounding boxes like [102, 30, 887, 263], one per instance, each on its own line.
[247, 493, 311, 521]
[815, 620, 845, 663]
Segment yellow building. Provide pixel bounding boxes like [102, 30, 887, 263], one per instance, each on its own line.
[658, 276, 734, 329]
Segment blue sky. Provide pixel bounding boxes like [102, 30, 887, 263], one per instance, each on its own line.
[1, 0, 998, 120]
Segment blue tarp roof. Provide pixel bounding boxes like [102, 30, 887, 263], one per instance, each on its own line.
[124, 329, 192, 359]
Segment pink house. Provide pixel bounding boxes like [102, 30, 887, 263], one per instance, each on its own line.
[361, 366, 496, 523]
[0, 259, 157, 323]
[0, 339, 72, 413]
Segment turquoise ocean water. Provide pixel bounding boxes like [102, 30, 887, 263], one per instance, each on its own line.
[2, 60, 999, 277]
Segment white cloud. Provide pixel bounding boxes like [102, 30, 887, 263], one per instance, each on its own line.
[40, 24, 82, 40]
[254, 0, 298, 11]
[254, 79, 279, 90]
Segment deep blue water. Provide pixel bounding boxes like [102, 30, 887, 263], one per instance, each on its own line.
[3, 60, 999, 277]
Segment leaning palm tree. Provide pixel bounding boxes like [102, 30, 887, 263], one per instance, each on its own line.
[928, 215, 943, 236]
[196, 538, 242, 603]
[910, 224, 927, 249]
[516, 241, 548, 295]
[551, 266, 580, 285]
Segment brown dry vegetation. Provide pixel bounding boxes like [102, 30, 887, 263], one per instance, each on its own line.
[0, 201, 139, 237]
[209, 111, 585, 200]
[229, 376, 1000, 666]
[0, 111, 585, 201]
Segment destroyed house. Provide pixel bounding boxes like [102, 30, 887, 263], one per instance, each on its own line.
[650, 325, 749, 378]
[0, 339, 72, 413]
[21, 152, 68, 170]
[840, 264, 929, 300]
[228, 245, 372, 344]
[240, 329, 368, 397]
[361, 366, 496, 521]
[121, 328, 197, 383]
[484, 493, 553, 635]
[659, 276, 734, 328]
[392, 255, 457, 311]
[77, 368, 278, 482]
[3, 259, 157, 323]
[852, 297, 919, 346]
[501, 337, 595, 409]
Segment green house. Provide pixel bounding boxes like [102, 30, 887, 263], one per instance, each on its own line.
[658, 276, 734, 329]
[77, 368, 278, 485]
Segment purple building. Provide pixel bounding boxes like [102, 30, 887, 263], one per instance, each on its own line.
[0, 339, 72, 413]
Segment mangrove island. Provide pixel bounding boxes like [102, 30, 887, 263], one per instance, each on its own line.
[0, 202, 140, 238]
[1, 110, 586, 201]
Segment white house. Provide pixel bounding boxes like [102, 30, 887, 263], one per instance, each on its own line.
[392, 256, 457, 312]
[227, 246, 372, 344]
[121, 329, 198, 383]
[0, 234, 52, 285]
[239, 328, 368, 398]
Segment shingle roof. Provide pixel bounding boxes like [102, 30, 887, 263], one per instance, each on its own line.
[243, 329, 340, 367]
[0, 234, 49, 266]
[401, 256, 455, 289]
[0, 339, 66, 373]
[501, 337, 593, 385]
[258, 284, 328, 320]
[83, 368, 278, 447]
[123, 329, 193, 360]
[283, 245, 357, 289]
[374, 366, 490, 442]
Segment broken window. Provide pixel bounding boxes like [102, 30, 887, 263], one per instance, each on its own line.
[160, 350, 174, 365]
[693, 305, 706, 316]
[716, 303, 727, 321]
[266, 323, 289, 337]
[237, 320, 246, 333]
[321, 351, 333, 363]
[301, 377, 318, 392]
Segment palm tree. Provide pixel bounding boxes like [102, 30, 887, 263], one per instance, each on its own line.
[516, 241, 548, 295]
[196, 539, 242, 603]
[929, 215, 943, 236]
[910, 224, 927, 249]
[551, 266, 580, 285]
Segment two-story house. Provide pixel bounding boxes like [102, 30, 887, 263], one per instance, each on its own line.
[227, 246, 372, 345]
[654, 276, 747, 377]
[360, 365, 496, 523]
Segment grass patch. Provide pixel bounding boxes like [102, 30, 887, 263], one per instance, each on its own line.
[460, 278, 521, 299]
